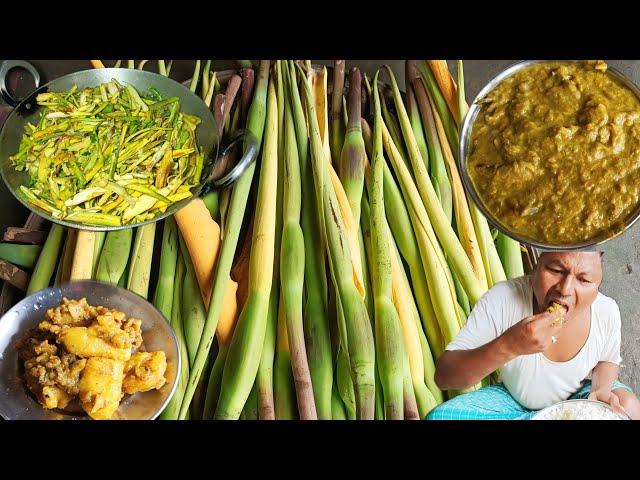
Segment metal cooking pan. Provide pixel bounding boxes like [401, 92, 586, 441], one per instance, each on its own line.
[0, 61, 258, 231]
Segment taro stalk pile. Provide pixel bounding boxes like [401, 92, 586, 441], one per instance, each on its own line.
[8, 59, 528, 420]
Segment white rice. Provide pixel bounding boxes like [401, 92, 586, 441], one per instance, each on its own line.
[534, 400, 626, 420]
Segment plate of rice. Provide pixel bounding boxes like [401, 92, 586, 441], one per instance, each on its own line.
[531, 399, 630, 420]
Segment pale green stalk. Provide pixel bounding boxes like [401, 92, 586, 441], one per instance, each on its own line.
[288, 60, 332, 419]
[298, 64, 375, 420]
[382, 66, 483, 306]
[126, 223, 156, 299]
[95, 229, 133, 286]
[178, 61, 269, 420]
[152, 218, 177, 320]
[91, 232, 105, 278]
[27, 224, 65, 294]
[369, 71, 405, 420]
[214, 76, 278, 420]
[280, 67, 316, 419]
[159, 254, 188, 420]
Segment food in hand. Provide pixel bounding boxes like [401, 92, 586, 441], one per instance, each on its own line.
[547, 302, 566, 327]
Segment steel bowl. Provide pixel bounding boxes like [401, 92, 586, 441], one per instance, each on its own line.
[459, 60, 640, 251]
[531, 398, 630, 420]
[0, 280, 180, 420]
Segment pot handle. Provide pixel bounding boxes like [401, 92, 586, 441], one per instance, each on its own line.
[201, 129, 259, 192]
[0, 60, 41, 108]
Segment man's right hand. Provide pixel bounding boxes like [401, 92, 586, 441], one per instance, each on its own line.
[502, 310, 565, 356]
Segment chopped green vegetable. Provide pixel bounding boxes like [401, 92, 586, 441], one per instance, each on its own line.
[10, 80, 204, 226]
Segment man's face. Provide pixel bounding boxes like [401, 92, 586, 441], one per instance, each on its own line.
[531, 252, 603, 317]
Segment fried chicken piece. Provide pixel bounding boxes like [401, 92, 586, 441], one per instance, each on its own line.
[38, 297, 95, 335]
[95, 305, 127, 324]
[123, 351, 167, 394]
[122, 318, 143, 351]
[91, 309, 142, 350]
[20, 336, 87, 407]
[77, 357, 124, 420]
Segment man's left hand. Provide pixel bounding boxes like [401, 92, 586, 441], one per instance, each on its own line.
[588, 388, 627, 415]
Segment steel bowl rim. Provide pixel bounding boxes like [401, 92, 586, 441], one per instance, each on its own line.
[459, 60, 640, 251]
[0, 279, 181, 420]
[531, 398, 630, 420]
[0, 67, 218, 232]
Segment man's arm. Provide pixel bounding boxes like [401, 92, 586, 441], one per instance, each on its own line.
[587, 300, 625, 412]
[591, 361, 620, 391]
[588, 362, 624, 412]
[435, 309, 564, 391]
[434, 335, 515, 390]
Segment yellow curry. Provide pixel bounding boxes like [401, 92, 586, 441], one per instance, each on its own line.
[547, 302, 565, 327]
[467, 60, 640, 245]
[18, 297, 167, 420]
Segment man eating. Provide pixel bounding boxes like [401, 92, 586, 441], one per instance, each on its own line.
[427, 251, 640, 420]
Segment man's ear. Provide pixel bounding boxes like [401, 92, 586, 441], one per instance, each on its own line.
[596, 251, 604, 285]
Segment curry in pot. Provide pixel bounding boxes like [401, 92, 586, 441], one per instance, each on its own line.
[467, 60, 640, 245]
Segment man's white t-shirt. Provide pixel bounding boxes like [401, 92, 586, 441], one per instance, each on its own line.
[446, 275, 622, 410]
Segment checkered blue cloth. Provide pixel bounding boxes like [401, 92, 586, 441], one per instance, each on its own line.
[426, 380, 632, 420]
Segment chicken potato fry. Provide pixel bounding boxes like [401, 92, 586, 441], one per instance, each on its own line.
[19, 298, 168, 419]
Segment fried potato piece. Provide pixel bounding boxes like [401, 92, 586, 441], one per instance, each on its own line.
[58, 322, 132, 361]
[42, 386, 74, 410]
[123, 351, 167, 394]
[78, 357, 124, 420]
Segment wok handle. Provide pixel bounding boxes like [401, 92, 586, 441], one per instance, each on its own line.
[201, 129, 259, 192]
[0, 61, 41, 108]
